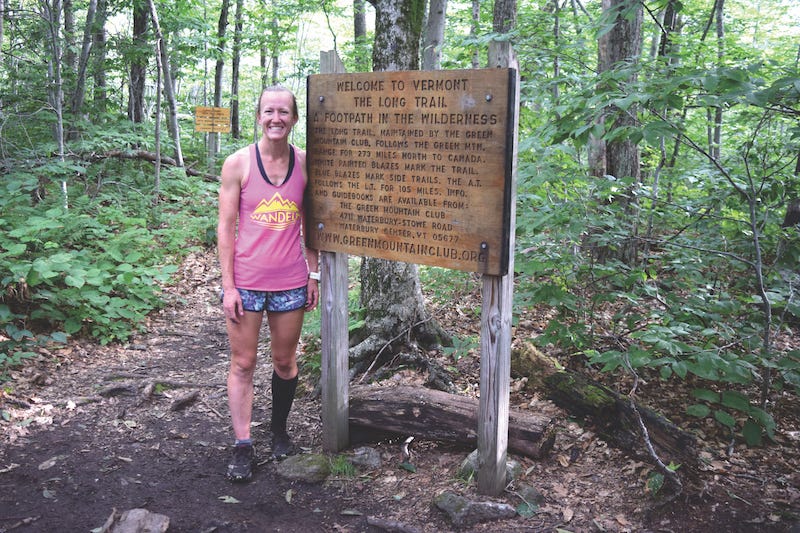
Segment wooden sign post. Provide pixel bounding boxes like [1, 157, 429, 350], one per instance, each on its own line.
[310, 52, 519, 497]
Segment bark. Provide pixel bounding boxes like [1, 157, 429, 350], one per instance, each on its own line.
[128, 0, 148, 124]
[209, 0, 230, 160]
[62, 0, 75, 72]
[369, 0, 424, 71]
[421, 0, 446, 70]
[590, 0, 643, 262]
[783, 198, 800, 228]
[40, 0, 68, 208]
[354, 0, 369, 71]
[69, 0, 97, 119]
[351, 258, 450, 377]
[551, 0, 560, 107]
[512, 343, 702, 483]
[470, 0, 480, 69]
[349, 385, 557, 459]
[91, 0, 107, 112]
[351, 0, 451, 376]
[0, 0, 4, 50]
[147, 0, 184, 168]
[711, 0, 725, 161]
[230, 0, 243, 138]
[598, 0, 642, 185]
[492, 0, 515, 33]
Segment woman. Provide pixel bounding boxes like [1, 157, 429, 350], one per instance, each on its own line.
[217, 85, 319, 482]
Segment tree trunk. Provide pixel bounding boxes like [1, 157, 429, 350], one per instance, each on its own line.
[711, 0, 725, 161]
[354, 0, 369, 71]
[210, 0, 230, 163]
[40, 0, 68, 208]
[349, 385, 557, 460]
[351, 0, 451, 377]
[0, 0, 5, 50]
[351, 258, 449, 377]
[512, 343, 702, 483]
[470, 0, 480, 69]
[128, 0, 148, 124]
[598, 0, 642, 186]
[69, 0, 97, 119]
[62, 0, 76, 72]
[591, 0, 643, 263]
[147, 0, 184, 168]
[369, 0, 422, 71]
[230, 0, 243, 139]
[91, 0, 107, 112]
[421, 0, 446, 71]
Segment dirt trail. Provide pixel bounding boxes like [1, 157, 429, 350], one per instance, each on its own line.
[1, 251, 798, 532]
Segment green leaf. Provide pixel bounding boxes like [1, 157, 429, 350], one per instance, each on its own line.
[686, 404, 710, 418]
[691, 388, 719, 403]
[720, 390, 751, 412]
[64, 274, 85, 288]
[742, 420, 763, 447]
[714, 410, 736, 428]
[398, 461, 416, 473]
[747, 408, 776, 441]
[671, 360, 688, 379]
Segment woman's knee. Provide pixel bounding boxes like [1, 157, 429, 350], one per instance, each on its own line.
[271, 353, 298, 378]
[230, 351, 257, 376]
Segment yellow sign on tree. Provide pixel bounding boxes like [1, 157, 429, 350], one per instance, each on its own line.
[195, 106, 230, 133]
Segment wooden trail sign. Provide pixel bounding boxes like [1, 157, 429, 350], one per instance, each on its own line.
[306, 69, 516, 276]
[194, 106, 231, 133]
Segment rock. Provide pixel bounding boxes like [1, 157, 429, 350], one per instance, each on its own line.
[457, 449, 522, 485]
[110, 508, 169, 533]
[349, 446, 382, 470]
[275, 453, 331, 483]
[517, 483, 545, 506]
[434, 492, 517, 528]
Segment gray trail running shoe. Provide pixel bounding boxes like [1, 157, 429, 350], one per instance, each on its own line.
[227, 443, 255, 482]
[270, 432, 296, 461]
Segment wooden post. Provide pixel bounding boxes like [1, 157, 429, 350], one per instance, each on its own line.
[318, 50, 350, 452]
[477, 41, 519, 496]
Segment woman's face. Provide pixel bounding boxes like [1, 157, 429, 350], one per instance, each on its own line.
[257, 90, 298, 141]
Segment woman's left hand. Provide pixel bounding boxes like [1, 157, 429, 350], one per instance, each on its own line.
[306, 279, 319, 311]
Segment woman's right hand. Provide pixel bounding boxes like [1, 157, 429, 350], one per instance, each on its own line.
[222, 289, 244, 324]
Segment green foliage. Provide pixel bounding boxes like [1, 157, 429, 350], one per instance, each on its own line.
[329, 454, 357, 478]
[442, 335, 478, 363]
[687, 388, 776, 446]
[646, 462, 680, 497]
[1, 125, 217, 374]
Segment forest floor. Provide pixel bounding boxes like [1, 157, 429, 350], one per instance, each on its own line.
[1, 249, 799, 532]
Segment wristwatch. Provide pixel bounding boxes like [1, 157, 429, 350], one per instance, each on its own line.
[308, 271, 321, 281]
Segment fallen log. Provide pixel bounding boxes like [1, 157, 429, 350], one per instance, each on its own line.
[84, 150, 218, 182]
[349, 384, 557, 459]
[512, 343, 702, 481]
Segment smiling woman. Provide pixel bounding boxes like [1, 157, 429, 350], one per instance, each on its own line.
[217, 85, 320, 482]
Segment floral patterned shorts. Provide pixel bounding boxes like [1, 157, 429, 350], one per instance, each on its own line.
[224, 286, 307, 313]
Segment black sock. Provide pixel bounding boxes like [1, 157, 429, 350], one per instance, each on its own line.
[270, 371, 298, 436]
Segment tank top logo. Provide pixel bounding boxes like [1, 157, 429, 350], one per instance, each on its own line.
[250, 192, 300, 230]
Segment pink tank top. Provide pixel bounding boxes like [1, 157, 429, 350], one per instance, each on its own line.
[233, 144, 309, 291]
